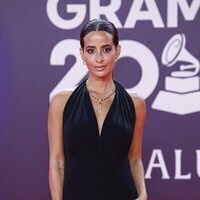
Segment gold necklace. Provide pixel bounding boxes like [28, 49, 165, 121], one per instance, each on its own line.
[89, 89, 116, 114]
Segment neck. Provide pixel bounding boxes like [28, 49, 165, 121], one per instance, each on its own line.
[86, 76, 115, 94]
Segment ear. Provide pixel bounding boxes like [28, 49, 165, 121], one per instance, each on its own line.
[115, 45, 121, 60]
[79, 48, 85, 61]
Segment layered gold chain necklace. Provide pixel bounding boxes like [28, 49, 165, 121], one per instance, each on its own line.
[88, 84, 116, 114]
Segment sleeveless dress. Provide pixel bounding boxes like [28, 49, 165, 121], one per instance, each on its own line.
[63, 79, 138, 200]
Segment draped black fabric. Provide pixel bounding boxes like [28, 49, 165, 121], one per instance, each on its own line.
[63, 79, 137, 200]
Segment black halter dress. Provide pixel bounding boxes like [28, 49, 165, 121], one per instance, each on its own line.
[63, 79, 137, 200]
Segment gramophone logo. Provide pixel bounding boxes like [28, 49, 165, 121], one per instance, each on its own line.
[152, 33, 200, 115]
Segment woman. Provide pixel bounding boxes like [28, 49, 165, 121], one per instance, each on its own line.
[48, 19, 147, 200]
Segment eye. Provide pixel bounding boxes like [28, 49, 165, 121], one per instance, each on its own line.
[86, 49, 95, 54]
[103, 47, 112, 53]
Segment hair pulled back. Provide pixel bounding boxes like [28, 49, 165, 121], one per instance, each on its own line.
[80, 19, 119, 49]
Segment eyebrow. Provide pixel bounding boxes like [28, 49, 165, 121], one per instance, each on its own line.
[86, 44, 112, 49]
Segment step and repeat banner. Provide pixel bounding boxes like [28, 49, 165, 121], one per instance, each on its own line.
[0, 0, 199, 199]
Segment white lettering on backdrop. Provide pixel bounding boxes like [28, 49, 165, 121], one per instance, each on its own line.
[168, 0, 200, 27]
[145, 149, 170, 179]
[145, 149, 200, 179]
[47, 0, 200, 29]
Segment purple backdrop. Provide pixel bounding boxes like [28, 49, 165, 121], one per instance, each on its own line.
[0, 0, 200, 199]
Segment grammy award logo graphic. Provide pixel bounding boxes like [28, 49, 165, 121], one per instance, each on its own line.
[152, 33, 200, 115]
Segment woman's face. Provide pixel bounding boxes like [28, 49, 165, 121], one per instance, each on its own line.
[80, 31, 121, 79]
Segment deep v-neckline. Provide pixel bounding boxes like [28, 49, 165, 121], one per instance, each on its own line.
[85, 80, 117, 139]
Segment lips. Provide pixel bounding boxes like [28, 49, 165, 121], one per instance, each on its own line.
[94, 66, 107, 71]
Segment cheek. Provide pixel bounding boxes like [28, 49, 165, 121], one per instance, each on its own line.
[105, 54, 116, 63]
[84, 54, 95, 63]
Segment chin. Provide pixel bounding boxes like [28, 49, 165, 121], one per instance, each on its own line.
[92, 71, 113, 79]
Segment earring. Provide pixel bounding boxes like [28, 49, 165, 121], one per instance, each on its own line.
[83, 60, 86, 65]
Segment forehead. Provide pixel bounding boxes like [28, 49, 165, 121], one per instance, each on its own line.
[83, 31, 114, 47]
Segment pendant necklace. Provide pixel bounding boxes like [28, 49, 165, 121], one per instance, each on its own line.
[89, 88, 116, 114]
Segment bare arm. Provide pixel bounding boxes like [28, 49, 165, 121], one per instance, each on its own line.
[128, 94, 147, 200]
[47, 91, 71, 200]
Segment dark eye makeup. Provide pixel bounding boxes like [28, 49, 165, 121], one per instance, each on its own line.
[103, 47, 112, 53]
[85, 45, 113, 54]
[86, 48, 95, 54]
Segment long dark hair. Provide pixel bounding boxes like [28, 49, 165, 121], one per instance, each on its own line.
[80, 19, 119, 49]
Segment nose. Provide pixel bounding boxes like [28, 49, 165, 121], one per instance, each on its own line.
[96, 52, 103, 63]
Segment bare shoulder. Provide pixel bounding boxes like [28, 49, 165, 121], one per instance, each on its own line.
[128, 92, 146, 118]
[49, 90, 74, 116]
[128, 92, 145, 108]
